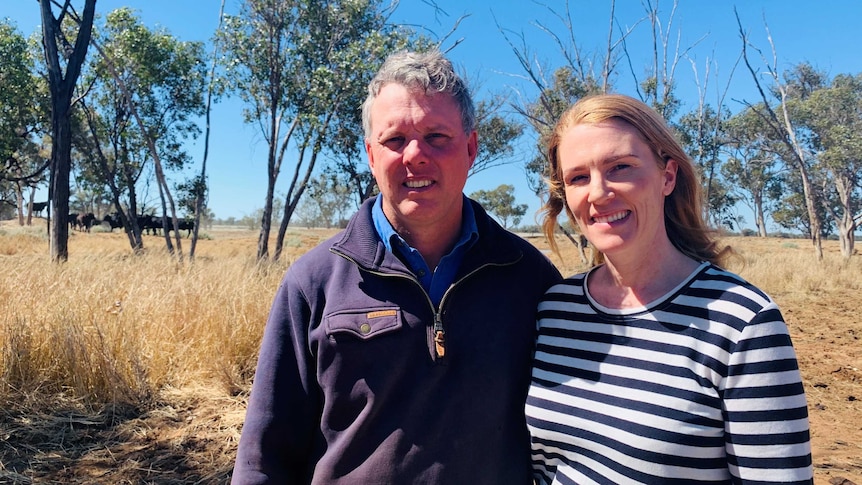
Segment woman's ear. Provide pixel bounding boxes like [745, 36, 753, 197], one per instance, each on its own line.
[662, 158, 679, 196]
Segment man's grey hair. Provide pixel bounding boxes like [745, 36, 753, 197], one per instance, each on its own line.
[361, 50, 476, 140]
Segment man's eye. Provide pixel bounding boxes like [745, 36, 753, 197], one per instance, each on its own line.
[426, 133, 449, 145]
[382, 137, 404, 149]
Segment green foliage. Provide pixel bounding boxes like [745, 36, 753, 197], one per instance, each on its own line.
[74, 7, 207, 240]
[174, 174, 208, 217]
[0, 20, 43, 206]
[295, 171, 353, 228]
[521, 66, 604, 195]
[216, 0, 421, 259]
[472, 96, 524, 177]
[676, 104, 738, 229]
[798, 72, 862, 256]
[722, 106, 787, 234]
[469, 184, 528, 229]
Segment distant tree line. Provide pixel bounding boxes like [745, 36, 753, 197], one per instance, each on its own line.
[502, 1, 861, 260]
[1, 1, 860, 262]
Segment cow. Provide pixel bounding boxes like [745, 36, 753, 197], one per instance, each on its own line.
[102, 213, 124, 232]
[30, 201, 48, 217]
[137, 214, 160, 235]
[76, 212, 96, 232]
[69, 213, 79, 231]
[165, 217, 195, 238]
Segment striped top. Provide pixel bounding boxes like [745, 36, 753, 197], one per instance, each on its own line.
[526, 262, 813, 484]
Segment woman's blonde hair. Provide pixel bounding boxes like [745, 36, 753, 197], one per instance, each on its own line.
[542, 93, 730, 267]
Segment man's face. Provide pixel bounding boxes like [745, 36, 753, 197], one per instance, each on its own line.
[365, 83, 477, 235]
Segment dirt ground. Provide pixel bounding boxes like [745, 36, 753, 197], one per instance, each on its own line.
[783, 286, 862, 485]
[0, 228, 860, 484]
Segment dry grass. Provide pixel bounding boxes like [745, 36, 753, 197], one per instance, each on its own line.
[0, 221, 335, 483]
[1, 220, 860, 484]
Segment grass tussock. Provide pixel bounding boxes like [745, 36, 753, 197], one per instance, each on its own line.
[0, 224, 300, 414]
[723, 236, 862, 297]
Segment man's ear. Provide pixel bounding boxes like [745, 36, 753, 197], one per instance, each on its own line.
[365, 139, 375, 171]
[467, 130, 478, 169]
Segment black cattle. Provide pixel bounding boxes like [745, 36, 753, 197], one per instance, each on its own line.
[69, 213, 79, 231]
[137, 214, 160, 235]
[102, 213, 124, 231]
[76, 212, 96, 232]
[165, 217, 195, 238]
[31, 201, 48, 216]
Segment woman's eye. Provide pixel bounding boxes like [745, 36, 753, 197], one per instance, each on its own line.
[567, 174, 588, 185]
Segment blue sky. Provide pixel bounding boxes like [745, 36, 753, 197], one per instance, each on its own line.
[4, 1, 861, 228]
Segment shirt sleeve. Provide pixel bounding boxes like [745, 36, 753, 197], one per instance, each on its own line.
[232, 269, 320, 484]
[721, 303, 814, 484]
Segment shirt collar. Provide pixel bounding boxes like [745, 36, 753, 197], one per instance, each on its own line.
[371, 194, 478, 262]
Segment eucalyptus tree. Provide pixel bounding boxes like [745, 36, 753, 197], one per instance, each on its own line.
[676, 104, 739, 230]
[629, 0, 689, 121]
[39, 0, 96, 262]
[77, 8, 207, 252]
[218, 0, 416, 261]
[301, 172, 354, 229]
[737, 11, 827, 259]
[469, 184, 527, 229]
[189, 0, 227, 260]
[771, 167, 833, 239]
[470, 95, 525, 177]
[722, 106, 785, 237]
[0, 20, 45, 222]
[802, 73, 862, 259]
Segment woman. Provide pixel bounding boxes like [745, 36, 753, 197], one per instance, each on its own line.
[526, 94, 813, 484]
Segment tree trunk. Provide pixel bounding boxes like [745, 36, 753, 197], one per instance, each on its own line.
[835, 176, 857, 260]
[558, 223, 588, 265]
[797, 167, 823, 259]
[41, 0, 96, 263]
[25, 187, 36, 225]
[190, 0, 226, 261]
[49, 102, 72, 261]
[753, 192, 768, 237]
[15, 182, 24, 226]
[257, 178, 275, 261]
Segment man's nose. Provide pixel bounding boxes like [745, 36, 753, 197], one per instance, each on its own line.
[402, 138, 426, 165]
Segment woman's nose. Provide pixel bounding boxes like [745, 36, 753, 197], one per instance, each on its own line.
[588, 175, 614, 203]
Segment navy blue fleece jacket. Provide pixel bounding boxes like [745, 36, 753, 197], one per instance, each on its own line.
[232, 197, 562, 484]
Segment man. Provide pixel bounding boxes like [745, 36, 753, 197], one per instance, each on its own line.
[231, 50, 562, 484]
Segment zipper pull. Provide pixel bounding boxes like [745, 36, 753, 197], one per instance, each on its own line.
[433, 312, 445, 357]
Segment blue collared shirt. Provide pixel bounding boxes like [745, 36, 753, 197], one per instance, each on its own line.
[372, 194, 478, 306]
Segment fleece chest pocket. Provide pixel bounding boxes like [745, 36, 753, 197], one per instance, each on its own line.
[324, 307, 403, 340]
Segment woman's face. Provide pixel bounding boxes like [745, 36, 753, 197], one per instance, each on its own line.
[557, 118, 678, 261]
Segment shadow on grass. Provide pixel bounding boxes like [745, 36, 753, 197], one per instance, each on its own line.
[0, 389, 242, 484]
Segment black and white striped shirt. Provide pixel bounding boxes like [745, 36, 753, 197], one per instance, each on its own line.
[527, 262, 813, 484]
